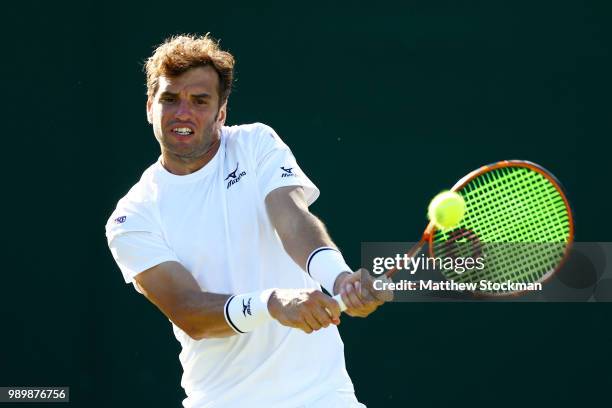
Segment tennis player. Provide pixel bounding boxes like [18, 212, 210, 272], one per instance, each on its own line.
[105, 34, 386, 408]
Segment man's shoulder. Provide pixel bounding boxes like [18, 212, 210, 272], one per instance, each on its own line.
[106, 163, 161, 231]
[223, 122, 286, 157]
[223, 122, 279, 145]
[224, 122, 274, 136]
[119, 163, 160, 205]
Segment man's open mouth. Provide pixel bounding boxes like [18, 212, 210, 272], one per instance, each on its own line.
[172, 127, 194, 136]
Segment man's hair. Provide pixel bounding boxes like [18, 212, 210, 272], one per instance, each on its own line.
[145, 34, 235, 105]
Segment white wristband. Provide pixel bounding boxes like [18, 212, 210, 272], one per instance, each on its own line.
[307, 247, 352, 294]
[223, 289, 275, 334]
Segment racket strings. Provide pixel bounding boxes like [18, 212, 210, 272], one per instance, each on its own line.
[461, 168, 568, 243]
[432, 166, 571, 293]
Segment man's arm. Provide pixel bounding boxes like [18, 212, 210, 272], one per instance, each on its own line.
[264, 186, 336, 269]
[133, 261, 234, 340]
[265, 186, 385, 317]
[133, 260, 344, 338]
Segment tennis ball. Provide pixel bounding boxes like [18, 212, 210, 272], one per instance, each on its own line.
[428, 191, 466, 230]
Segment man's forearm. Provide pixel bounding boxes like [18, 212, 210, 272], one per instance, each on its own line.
[134, 263, 236, 340]
[169, 290, 235, 339]
[265, 186, 352, 293]
[172, 290, 278, 339]
[277, 210, 337, 270]
[136, 262, 277, 340]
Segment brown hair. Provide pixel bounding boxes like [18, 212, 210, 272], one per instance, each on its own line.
[145, 34, 235, 105]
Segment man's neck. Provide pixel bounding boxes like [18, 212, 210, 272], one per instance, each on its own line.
[161, 139, 221, 175]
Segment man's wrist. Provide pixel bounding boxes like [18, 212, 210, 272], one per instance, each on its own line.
[333, 272, 353, 295]
[306, 247, 352, 294]
[223, 289, 276, 334]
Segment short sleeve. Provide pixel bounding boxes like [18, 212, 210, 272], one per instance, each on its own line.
[108, 232, 180, 284]
[105, 197, 180, 284]
[253, 124, 320, 205]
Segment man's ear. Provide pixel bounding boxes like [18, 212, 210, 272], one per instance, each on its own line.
[217, 101, 227, 125]
[146, 98, 153, 124]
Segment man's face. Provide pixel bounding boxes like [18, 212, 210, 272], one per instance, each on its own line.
[147, 66, 226, 162]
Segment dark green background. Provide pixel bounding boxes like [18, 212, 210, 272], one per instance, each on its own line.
[2, 1, 611, 407]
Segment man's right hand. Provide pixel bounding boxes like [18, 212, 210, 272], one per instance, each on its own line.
[267, 289, 341, 333]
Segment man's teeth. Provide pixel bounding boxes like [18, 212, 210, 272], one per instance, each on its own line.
[173, 128, 193, 135]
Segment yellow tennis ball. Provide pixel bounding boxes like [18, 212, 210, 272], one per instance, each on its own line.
[428, 191, 466, 230]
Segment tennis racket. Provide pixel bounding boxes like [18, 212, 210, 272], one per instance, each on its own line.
[333, 160, 574, 310]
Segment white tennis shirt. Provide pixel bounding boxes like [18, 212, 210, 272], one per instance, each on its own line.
[105, 123, 356, 408]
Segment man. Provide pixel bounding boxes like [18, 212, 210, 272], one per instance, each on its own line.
[106, 34, 386, 408]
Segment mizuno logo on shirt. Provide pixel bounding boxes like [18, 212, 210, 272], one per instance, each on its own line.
[114, 216, 127, 224]
[281, 166, 296, 178]
[225, 162, 247, 189]
[242, 298, 252, 317]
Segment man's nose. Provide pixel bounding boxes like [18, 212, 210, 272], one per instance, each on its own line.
[174, 100, 191, 120]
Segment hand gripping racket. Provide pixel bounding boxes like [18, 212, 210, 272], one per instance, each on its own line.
[333, 160, 574, 310]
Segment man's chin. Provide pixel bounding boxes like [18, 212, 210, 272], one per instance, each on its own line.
[163, 144, 202, 160]
[161, 134, 219, 161]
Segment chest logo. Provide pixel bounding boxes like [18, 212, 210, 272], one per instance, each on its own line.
[225, 162, 247, 189]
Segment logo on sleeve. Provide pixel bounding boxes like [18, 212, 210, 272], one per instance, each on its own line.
[114, 216, 127, 224]
[281, 166, 296, 178]
[225, 162, 247, 189]
[242, 298, 252, 317]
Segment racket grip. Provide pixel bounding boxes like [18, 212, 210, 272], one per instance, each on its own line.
[332, 294, 347, 312]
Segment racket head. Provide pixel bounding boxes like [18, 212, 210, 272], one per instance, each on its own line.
[426, 160, 574, 296]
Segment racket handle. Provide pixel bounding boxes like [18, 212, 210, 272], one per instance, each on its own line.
[332, 294, 347, 312]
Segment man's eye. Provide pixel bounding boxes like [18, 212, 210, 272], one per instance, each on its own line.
[195, 99, 207, 105]
[160, 96, 176, 103]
